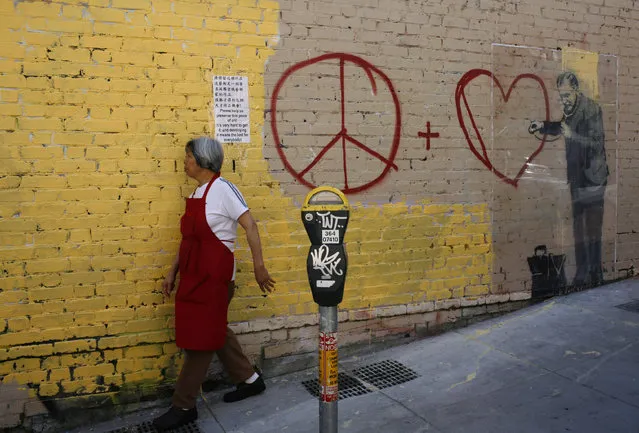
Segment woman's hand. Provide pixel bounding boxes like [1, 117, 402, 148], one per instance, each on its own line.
[254, 264, 275, 294]
[163, 254, 180, 298]
[162, 273, 176, 297]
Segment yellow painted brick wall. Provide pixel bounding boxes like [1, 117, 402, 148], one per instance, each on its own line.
[0, 0, 291, 426]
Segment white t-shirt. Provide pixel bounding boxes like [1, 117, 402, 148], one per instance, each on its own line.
[190, 178, 249, 278]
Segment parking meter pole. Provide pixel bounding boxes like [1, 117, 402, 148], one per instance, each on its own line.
[319, 306, 338, 433]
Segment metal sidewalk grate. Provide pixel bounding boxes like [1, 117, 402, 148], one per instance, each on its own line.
[106, 420, 201, 433]
[615, 299, 639, 313]
[301, 360, 419, 400]
[352, 359, 419, 389]
[301, 372, 371, 400]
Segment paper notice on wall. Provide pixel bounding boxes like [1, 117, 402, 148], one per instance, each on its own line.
[213, 76, 250, 143]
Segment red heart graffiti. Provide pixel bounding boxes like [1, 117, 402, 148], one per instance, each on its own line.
[455, 69, 550, 187]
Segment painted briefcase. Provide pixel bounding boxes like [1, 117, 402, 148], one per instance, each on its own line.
[527, 245, 567, 299]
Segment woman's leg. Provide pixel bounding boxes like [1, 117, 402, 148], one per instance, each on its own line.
[217, 327, 256, 383]
[216, 282, 257, 383]
[154, 349, 215, 430]
[216, 281, 266, 403]
[172, 349, 216, 409]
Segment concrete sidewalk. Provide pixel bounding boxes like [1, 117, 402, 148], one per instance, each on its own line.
[74, 280, 639, 433]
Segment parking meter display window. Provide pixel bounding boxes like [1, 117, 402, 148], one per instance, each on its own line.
[307, 244, 347, 306]
[302, 210, 349, 246]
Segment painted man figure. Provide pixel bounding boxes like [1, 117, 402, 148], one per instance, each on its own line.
[529, 71, 609, 287]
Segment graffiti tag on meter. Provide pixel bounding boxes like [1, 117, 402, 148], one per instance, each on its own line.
[311, 245, 344, 278]
[317, 212, 348, 230]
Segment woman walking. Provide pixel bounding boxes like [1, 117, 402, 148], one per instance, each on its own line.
[154, 137, 275, 431]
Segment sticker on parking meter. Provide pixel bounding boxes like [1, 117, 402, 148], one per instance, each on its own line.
[321, 229, 339, 244]
[319, 331, 338, 402]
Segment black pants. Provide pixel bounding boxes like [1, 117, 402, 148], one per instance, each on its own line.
[571, 187, 605, 286]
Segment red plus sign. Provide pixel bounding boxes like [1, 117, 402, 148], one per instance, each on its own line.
[418, 121, 440, 150]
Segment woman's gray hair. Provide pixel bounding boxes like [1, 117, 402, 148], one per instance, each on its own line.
[186, 137, 224, 172]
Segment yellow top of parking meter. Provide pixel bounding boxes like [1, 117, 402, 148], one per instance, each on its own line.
[302, 186, 349, 211]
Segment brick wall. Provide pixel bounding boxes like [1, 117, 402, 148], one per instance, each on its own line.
[1, 0, 638, 429]
[0, 0, 284, 428]
[263, 0, 634, 294]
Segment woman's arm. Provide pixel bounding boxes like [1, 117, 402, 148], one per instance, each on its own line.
[238, 211, 276, 293]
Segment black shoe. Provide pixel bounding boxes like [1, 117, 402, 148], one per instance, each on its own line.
[153, 406, 197, 432]
[223, 375, 266, 403]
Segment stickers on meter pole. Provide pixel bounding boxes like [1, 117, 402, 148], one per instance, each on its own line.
[319, 331, 338, 402]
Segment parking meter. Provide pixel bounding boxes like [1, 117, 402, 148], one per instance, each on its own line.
[302, 187, 349, 432]
[301, 186, 350, 307]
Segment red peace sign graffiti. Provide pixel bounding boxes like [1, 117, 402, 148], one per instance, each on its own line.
[270, 53, 401, 194]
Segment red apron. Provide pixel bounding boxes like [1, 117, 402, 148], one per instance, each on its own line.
[175, 175, 234, 351]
